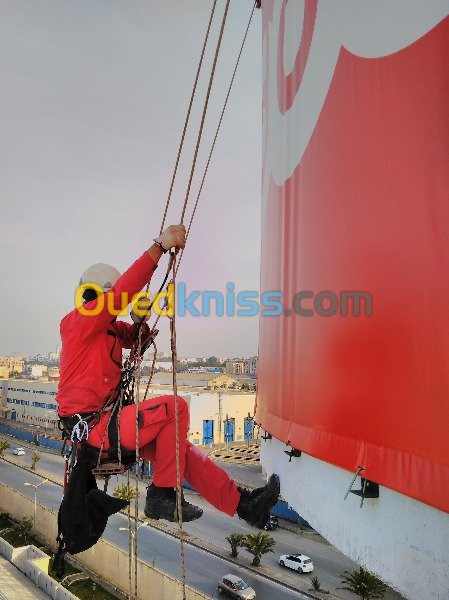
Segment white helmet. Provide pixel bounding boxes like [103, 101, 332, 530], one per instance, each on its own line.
[80, 263, 121, 292]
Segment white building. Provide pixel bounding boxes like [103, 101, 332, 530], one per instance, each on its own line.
[29, 364, 48, 379]
[0, 378, 257, 445]
[244, 357, 258, 376]
[1, 379, 58, 430]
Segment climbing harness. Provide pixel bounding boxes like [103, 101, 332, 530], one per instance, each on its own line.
[58, 2, 260, 598]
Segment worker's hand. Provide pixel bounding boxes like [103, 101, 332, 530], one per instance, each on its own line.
[154, 224, 186, 251]
[131, 294, 152, 323]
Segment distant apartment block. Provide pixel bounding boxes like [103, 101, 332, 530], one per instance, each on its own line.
[244, 356, 258, 376]
[0, 355, 24, 375]
[225, 360, 245, 375]
[226, 357, 258, 377]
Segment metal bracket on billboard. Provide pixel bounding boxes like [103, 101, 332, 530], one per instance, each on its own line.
[350, 478, 380, 508]
[284, 445, 302, 461]
[344, 466, 364, 500]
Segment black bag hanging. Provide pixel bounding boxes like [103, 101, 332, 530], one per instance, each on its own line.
[52, 443, 129, 577]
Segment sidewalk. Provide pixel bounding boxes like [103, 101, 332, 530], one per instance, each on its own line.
[0, 556, 50, 600]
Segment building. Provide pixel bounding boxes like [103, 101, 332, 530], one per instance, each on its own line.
[226, 358, 257, 377]
[244, 357, 258, 376]
[0, 356, 24, 375]
[28, 364, 48, 379]
[225, 359, 245, 375]
[47, 367, 60, 381]
[1, 379, 58, 430]
[0, 377, 257, 446]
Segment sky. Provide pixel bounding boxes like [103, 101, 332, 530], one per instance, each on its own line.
[0, 1, 262, 359]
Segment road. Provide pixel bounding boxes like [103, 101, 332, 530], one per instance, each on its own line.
[0, 434, 405, 600]
[0, 459, 306, 600]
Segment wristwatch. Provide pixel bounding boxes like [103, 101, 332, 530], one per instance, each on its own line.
[153, 238, 168, 253]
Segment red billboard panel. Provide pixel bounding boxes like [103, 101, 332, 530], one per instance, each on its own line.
[256, 2, 449, 513]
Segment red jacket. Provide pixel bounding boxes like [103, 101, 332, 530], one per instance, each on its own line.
[57, 251, 157, 417]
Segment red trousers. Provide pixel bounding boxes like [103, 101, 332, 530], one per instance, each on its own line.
[87, 395, 241, 516]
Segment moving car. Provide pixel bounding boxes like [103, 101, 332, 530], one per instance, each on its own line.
[279, 554, 314, 573]
[13, 447, 26, 456]
[218, 574, 256, 599]
[263, 515, 279, 530]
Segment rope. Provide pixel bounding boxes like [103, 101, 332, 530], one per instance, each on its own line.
[127, 470, 133, 600]
[176, 0, 258, 275]
[132, 322, 144, 599]
[180, 0, 231, 225]
[107, 4, 256, 598]
[159, 0, 218, 234]
[168, 252, 187, 600]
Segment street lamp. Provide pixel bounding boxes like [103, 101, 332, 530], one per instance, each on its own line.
[119, 520, 149, 535]
[119, 521, 149, 567]
[24, 478, 49, 526]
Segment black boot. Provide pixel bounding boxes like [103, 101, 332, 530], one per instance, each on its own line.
[144, 484, 203, 522]
[236, 474, 280, 529]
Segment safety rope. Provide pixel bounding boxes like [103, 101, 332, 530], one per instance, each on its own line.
[116, 3, 257, 598]
[61, 3, 257, 595]
[132, 329, 142, 599]
[177, 0, 258, 275]
[160, 0, 218, 235]
[180, 0, 231, 225]
[127, 470, 133, 600]
[168, 252, 187, 598]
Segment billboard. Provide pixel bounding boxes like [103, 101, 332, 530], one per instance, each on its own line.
[256, 1, 449, 513]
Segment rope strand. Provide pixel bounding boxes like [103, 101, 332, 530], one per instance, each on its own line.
[160, 1, 218, 234]
[180, 0, 231, 224]
[176, 1, 258, 275]
[168, 253, 187, 600]
[107, 6, 257, 599]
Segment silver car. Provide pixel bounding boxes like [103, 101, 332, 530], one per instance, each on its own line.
[218, 574, 256, 600]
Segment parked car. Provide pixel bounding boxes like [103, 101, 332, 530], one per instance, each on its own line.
[13, 447, 26, 456]
[218, 574, 256, 599]
[263, 515, 279, 531]
[279, 554, 314, 573]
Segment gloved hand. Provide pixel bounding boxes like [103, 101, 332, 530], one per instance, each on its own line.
[154, 224, 186, 251]
[131, 294, 152, 323]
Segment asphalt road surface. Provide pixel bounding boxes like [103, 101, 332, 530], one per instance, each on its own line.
[0, 459, 308, 600]
[0, 435, 405, 600]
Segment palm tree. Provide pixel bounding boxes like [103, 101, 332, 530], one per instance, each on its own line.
[13, 517, 34, 544]
[113, 483, 138, 502]
[241, 532, 276, 566]
[31, 451, 41, 470]
[339, 567, 387, 600]
[226, 533, 245, 557]
[0, 440, 10, 458]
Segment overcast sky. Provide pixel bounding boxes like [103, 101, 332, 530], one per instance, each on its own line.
[0, 1, 262, 358]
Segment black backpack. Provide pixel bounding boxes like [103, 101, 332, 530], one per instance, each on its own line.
[52, 444, 129, 577]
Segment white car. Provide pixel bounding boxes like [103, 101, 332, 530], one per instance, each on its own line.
[279, 554, 314, 573]
[13, 447, 26, 456]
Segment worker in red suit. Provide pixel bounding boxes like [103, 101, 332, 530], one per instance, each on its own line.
[57, 224, 279, 524]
